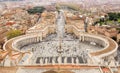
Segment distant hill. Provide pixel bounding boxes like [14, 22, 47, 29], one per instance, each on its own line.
[0, 0, 120, 7]
[0, 0, 24, 2]
[0, 0, 120, 4]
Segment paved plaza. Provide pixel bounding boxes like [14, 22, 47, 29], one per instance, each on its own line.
[20, 34, 103, 65]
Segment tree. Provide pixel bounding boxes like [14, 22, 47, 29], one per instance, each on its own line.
[118, 13, 120, 19]
[27, 6, 45, 23]
[6, 30, 23, 40]
[27, 6, 45, 14]
[56, 4, 60, 12]
[108, 13, 118, 21]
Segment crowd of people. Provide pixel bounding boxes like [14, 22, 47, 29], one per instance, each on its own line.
[21, 34, 103, 65]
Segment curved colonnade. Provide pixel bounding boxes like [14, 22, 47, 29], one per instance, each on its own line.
[3, 24, 118, 65]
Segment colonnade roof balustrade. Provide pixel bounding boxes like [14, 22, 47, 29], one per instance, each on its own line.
[90, 36, 117, 57]
[3, 24, 118, 60]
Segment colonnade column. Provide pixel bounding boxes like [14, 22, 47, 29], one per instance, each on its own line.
[72, 57, 74, 65]
[58, 56, 62, 65]
[64, 57, 67, 65]
[52, 57, 55, 65]
[45, 58, 48, 65]
[40, 58, 43, 65]
[79, 34, 85, 42]
[76, 57, 79, 65]
[39, 33, 42, 41]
